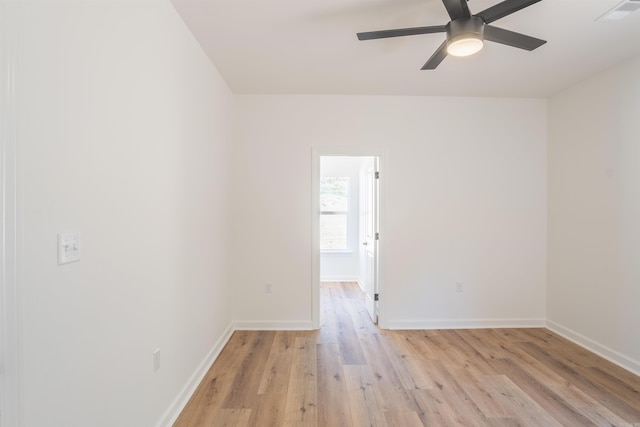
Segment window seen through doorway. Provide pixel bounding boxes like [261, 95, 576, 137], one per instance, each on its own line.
[320, 177, 349, 250]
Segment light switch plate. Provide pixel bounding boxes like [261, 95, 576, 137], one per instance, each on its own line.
[58, 231, 81, 264]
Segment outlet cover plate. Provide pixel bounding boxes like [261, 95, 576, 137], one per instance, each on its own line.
[58, 231, 81, 264]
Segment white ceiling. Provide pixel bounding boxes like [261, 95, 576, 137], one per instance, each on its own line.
[170, 0, 640, 97]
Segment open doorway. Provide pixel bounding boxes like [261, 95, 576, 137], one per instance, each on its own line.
[314, 155, 380, 326]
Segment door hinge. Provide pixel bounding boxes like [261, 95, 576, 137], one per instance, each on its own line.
[375, 171, 380, 179]
[375, 232, 379, 240]
[374, 293, 379, 301]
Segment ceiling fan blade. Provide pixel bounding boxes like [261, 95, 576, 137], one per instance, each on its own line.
[476, 0, 542, 24]
[484, 25, 546, 50]
[421, 41, 448, 70]
[357, 25, 446, 40]
[442, 0, 471, 20]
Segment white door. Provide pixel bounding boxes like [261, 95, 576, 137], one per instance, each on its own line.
[362, 158, 379, 323]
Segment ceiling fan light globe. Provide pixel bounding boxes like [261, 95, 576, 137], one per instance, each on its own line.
[447, 37, 484, 57]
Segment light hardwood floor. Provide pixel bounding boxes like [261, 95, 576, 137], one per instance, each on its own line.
[174, 282, 640, 426]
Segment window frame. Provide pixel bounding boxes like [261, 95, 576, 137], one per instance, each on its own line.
[320, 176, 351, 252]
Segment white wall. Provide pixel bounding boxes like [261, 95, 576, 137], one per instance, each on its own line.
[547, 55, 640, 375]
[320, 156, 362, 282]
[17, 2, 234, 426]
[232, 95, 547, 329]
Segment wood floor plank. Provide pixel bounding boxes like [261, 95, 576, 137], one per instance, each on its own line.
[579, 405, 637, 427]
[287, 337, 317, 397]
[493, 328, 535, 343]
[223, 331, 276, 409]
[453, 329, 512, 361]
[485, 417, 527, 427]
[496, 342, 603, 410]
[173, 369, 235, 427]
[283, 393, 317, 425]
[358, 330, 417, 412]
[175, 282, 640, 427]
[384, 410, 425, 427]
[488, 357, 598, 426]
[333, 300, 367, 365]
[422, 330, 470, 370]
[578, 365, 640, 412]
[174, 331, 255, 426]
[316, 343, 352, 426]
[258, 332, 295, 394]
[454, 369, 512, 419]
[445, 330, 500, 377]
[409, 389, 464, 427]
[283, 337, 317, 425]
[340, 281, 361, 299]
[343, 364, 388, 427]
[318, 284, 338, 346]
[282, 422, 317, 427]
[500, 337, 640, 421]
[418, 358, 490, 426]
[380, 331, 434, 390]
[392, 329, 438, 360]
[212, 408, 252, 426]
[485, 375, 563, 427]
[345, 294, 378, 336]
[247, 393, 287, 427]
[520, 341, 640, 423]
[524, 329, 605, 369]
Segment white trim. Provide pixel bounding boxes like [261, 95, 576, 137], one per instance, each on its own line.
[320, 250, 354, 255]
[311, 150, 320, 329]
[234, 321, 315, 331]
[1, 3, 21, 426]
[386, 318, 546, 330]
[546, 320, 640, 377]
[154, 323, 235, 427]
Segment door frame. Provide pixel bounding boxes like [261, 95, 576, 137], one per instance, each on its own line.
[311, 148, 386, 329]
[1, 2, 21, 425]
[363, 158, 379, 324]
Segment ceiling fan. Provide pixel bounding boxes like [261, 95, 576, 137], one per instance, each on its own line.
[356, 0, 546, 70]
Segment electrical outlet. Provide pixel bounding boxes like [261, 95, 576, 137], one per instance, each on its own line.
[456, 282, 464, 292]
[265, 283, 272, 293]
[153, 348, 160, 373]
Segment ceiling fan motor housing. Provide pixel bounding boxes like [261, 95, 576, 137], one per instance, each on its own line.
[446, 16, 485, 44]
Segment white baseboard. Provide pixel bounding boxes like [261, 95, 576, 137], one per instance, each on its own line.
[234, 320, 315, 331]
[155, 322, 235, 427]
[386, 318, 546, 330]
[546, 320, 640, 377]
